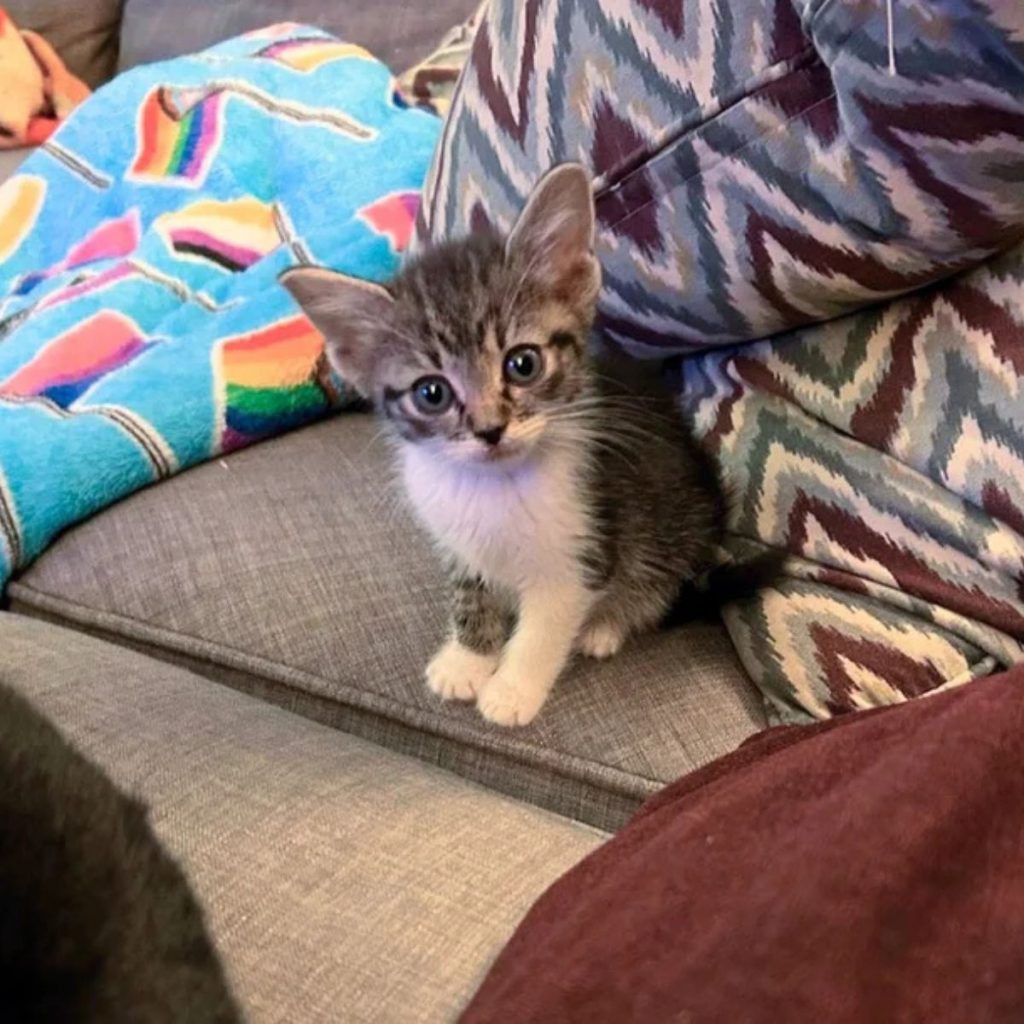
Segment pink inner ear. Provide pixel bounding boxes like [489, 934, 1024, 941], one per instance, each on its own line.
[509, 168, 595, 288]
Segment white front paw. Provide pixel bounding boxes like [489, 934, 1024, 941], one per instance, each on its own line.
[426, 639, 498, 701]
[477, 668, 549, 727]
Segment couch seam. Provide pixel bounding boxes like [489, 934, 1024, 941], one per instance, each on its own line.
[8, 581, 678, 798]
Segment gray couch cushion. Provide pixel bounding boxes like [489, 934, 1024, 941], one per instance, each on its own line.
[118, 0, 479, 74]
[1, 612, 603, 1023]
[5, 0, 122, 88]
[10, 415, 767, 831]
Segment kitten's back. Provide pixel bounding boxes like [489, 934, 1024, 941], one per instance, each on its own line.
[589, 353, 784, 625]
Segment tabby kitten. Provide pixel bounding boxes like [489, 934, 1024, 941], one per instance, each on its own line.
[283, 164, 726, 727]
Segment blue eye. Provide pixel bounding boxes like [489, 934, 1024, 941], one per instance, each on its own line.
[411, 376, 453, 415]
[504, 345, 543, 385]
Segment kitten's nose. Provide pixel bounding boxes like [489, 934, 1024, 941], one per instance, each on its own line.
[474, 425, 506, 447]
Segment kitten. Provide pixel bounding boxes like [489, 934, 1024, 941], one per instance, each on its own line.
[0, 682, 241, 1023]
[283, 164, 746, 727]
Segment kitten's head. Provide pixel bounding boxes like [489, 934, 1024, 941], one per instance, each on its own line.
[282, 164, 600, 466]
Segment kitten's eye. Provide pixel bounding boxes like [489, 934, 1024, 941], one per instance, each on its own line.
[411, 376, 454, 415]
[504, 345, 543, 385]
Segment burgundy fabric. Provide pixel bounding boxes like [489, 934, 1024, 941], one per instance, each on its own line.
[461, 670, 1024, 1024]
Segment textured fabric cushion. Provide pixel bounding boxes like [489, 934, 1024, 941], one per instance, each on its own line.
[685, 239, 1024, 724]
[9, 414, 766, 832]
[0, 612, 603, 1024]
[416, 0, 1024, 354]
[395, 3, 485, 116]
[118, 0, 480, 74]
[5, 0, 121, 88]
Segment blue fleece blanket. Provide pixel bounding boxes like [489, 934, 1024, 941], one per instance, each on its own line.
[0, 25, 440, 589]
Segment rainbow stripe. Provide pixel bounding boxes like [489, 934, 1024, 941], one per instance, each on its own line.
[130, 86, 225, 185]
[157, 197, 280, 272]
[0, 312, 150, 408]
[241, 22, 304, 42]
[15, 209, 141, 295]
[258, 38, 373, 72]
[358, 191, 420, 253]
[215, 316, 327, 451]
[38, 262, 135, 312]
[0, 175, 46, 263]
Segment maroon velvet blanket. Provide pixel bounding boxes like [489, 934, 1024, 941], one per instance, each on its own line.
[462, 670, 1024, 1023]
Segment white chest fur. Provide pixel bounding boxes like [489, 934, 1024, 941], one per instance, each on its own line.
[400, 444, 589, 591]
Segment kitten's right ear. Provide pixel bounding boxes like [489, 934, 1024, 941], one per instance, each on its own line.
[506, 163, 600, 313]
[280, 266, 393, 393]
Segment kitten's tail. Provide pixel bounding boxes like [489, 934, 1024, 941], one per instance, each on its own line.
[661, 549, 787, 627]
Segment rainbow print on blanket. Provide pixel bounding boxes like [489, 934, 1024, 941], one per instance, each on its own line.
[129, 86, 226, 185]
[257, 38, 374, 72]
[0, 25, 440, 589]
[215, 316, 328, 450]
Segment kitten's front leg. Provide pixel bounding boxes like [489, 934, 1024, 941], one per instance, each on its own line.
[478, 578, 593, 727]
[426, 573, 507, 701]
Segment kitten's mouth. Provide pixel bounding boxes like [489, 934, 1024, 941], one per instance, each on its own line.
[456, 438, 533, 467]
[479, 443, 522, 463]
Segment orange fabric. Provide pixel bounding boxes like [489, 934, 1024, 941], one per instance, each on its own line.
[0, 8, 90, 149]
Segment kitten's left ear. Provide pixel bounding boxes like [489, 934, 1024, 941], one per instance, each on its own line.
[280, 266, 393, 394]
[506, 163, 601, 311]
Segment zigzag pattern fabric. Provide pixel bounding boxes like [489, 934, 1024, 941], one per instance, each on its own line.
[418, 0, 1024, 721]
[0, 25, 440, 590]
[683, 239, 1024, 722]
[416, 0, 1024, 353]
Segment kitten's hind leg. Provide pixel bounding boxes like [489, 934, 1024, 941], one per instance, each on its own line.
[426, 573, 507, 701]
[576, 584, 676, 660]
[576, 616, 629, 659]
